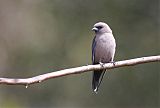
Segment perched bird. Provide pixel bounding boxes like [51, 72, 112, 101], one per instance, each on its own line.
[92, 22, 116, 93]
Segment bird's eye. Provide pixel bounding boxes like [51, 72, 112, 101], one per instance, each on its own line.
[96, 26, 103, 29]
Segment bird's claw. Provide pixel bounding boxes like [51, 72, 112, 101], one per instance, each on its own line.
[110, 61, 116, 66]
[99, 62, 105, 67]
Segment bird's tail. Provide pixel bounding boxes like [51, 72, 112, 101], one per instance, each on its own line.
[92, 69, 106, 93]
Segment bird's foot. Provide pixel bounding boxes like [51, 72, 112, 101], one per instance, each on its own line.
[110, 61, 116, 66]
[99, 62, 105, 67]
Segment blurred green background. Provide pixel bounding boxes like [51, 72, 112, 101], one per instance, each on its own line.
[0, 0, 159, 108]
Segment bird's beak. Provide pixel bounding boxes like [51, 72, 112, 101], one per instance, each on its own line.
[92, 27, 98, 32]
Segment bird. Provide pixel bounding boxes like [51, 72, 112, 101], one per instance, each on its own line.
[91, 22, 116, 93]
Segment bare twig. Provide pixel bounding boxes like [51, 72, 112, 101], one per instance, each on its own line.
[0, 55, 159, 86]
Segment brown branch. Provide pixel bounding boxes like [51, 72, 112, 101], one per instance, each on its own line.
[0, 55, 160, 87]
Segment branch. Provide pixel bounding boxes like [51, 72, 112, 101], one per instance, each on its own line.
[0, 55, 160, 87]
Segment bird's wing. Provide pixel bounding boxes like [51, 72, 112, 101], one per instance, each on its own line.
[92, 35, 106, 93]
[92, 36, 96, 63]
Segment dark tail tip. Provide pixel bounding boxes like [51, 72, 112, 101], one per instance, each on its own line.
[93, 87, 98, 94]
[92, 70, 106, 94]
[92, 76, 99, 93]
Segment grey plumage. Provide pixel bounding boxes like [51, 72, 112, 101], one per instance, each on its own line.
[92, 22, 116, 93]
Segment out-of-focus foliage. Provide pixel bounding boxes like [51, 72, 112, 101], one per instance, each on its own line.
[0, 0, 159, 108]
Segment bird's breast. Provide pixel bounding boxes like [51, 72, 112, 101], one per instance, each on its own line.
[94, 34, 115, 63]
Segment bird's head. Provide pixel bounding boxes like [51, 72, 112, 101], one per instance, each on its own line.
[92, 22, 112, 34]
